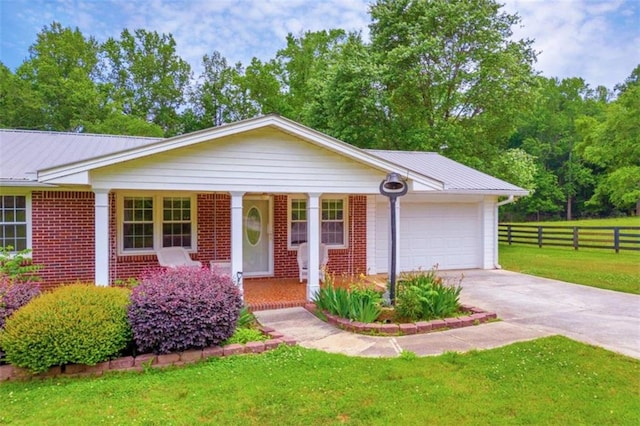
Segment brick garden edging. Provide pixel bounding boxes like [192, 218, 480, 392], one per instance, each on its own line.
[304, 303, 497, 336]
[0, 328, 296, 382]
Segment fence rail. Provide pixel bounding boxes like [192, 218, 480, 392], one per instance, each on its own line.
[498, 224, 640, 253]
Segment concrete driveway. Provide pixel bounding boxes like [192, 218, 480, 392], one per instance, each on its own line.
[255, 270, 640, 359]
[448, 269, 640, 359]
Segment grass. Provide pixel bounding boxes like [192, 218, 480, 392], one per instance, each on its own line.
[499, 243, 640, 294]
[0, 337, 638, 425]
[503, 217, 640, 227]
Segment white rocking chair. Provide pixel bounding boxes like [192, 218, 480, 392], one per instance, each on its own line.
[297, 242, 329, 283]
[156, 247, 203, 268]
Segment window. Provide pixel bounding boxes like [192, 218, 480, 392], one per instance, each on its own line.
[289, 196, 347, 248]
[0, 195, 27, 251]
[120, 194, 195, 253]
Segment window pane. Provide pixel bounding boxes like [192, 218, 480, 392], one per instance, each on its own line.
[0, 196, 27, 252]
[320, 199, 345, 245]
[322, 222, 344, 245]
[162, 197, 192, 248]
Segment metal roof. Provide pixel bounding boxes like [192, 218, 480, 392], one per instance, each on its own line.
[367, 149, 526, 193]
[0, 127, 526, 195]
[0, 129, 160, 181]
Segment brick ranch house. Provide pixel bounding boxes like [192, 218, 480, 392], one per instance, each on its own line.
[0, 115, 527, 300]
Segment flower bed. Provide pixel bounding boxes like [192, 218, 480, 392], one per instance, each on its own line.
[0, 327, 295, 381]
[306, 303, 497, 336]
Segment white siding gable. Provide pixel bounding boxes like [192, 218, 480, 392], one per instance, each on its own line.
[90, 128, 388, 193]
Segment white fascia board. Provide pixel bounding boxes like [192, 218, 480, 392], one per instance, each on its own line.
[37, 115, 445, 191]
[433, 189, 530, 197]
[0, 179, 56, 188]
[41, 171, 90, 185]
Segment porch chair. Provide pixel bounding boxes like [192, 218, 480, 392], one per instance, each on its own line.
[156, 247, 203, 268]
[297, 242, 329, 283]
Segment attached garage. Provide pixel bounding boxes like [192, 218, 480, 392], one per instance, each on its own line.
[374, 198, 483, 273]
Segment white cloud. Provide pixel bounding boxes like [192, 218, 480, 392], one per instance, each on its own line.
[503, 0, 639, 88]
[1, 0, 637, 89]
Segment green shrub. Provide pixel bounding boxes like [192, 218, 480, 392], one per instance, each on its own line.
[224, 328, 267, 345]
[395, 269, 462, 321]
[0, 284, 132, 373]
[0, 246, 42, 282]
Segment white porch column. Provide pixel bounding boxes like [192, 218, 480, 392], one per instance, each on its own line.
[306, 193, 321, 301]
[230, 192, 245, 297]
[94, 189, 110, 286]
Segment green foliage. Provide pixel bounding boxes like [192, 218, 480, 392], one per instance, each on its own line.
[112, 277, 140, 289]
[0, 246, 42, 282]
[395, 269, 462, 321]
[369, 0, 537, 166]
[101, 28, 192, 136]
[223, 328, 267, 345]
[348, 286, 383, 323]
[314, 280, 383, 323]
[236, 306, 256, 329]
[577, 78, 640, 214]
[0, 284, 132, 373]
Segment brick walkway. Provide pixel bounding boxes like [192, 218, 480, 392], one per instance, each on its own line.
[244, 275, 387, 311]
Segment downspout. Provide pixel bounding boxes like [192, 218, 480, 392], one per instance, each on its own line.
[494, 195, 516, 269]
[497, 195, 515, 207]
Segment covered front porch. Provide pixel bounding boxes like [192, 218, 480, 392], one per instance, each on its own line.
[244, 274, 388, 311]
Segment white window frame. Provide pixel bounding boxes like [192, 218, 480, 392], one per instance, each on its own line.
[287, 195, 348, 250]
[0, 191, 32, 254]
[117, 192, 197, 255]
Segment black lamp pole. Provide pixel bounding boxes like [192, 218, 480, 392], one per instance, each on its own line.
[379, 172, 408, 305]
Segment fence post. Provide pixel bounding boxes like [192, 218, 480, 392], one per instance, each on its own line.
[538, 226, 543, 248]
[573, 227, 579, 250]
[614, 227, 620, 254]
[507, 225, 512, 245]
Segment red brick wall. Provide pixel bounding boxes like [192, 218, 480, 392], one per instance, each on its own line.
[31, 191, 95, 290]
[273, 195, 367, 279]
[31, 191, 366, 288]
[109, 193, 232, 283]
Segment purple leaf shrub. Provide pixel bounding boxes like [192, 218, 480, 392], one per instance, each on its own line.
[0, 275, 41, 329]
[128, 267, 242, 354]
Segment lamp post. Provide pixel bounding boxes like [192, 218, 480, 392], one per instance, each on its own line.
[379, 172, 408, 305]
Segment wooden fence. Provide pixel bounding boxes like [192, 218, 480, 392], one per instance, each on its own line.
[498, 224, 640, 253]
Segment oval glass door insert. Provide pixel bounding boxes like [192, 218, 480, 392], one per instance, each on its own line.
[245, 206, 262, 246]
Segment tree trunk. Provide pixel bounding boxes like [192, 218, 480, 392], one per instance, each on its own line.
[566, 196, 572, 221]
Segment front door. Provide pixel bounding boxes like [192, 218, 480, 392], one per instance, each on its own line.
[243, 197, 273, 276]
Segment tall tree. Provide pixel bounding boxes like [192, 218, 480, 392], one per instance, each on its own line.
[368, 0, 537, 169]
[14, 22, 104, 131]
[102, 29, 191, 136]
[186, 51, 258, 131]
[0, 63, 45, 129]
[576, 67, 640, 215]
[509, 77, 605, 220]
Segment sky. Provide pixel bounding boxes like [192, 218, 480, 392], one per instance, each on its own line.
[1, 0, 638, 90]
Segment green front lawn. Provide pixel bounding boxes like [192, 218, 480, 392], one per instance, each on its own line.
[1, 337, 638, 425]
[499, 243, 640, 294]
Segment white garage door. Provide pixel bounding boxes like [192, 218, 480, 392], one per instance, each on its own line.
[375, 202, 481, 272]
